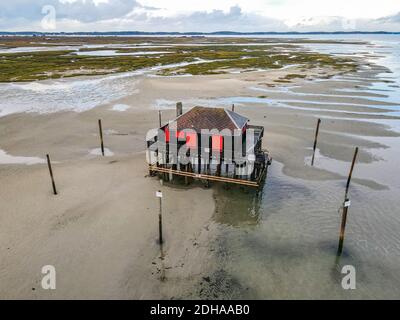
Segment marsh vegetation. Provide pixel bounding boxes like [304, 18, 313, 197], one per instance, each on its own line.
[0, 36, 359, 82]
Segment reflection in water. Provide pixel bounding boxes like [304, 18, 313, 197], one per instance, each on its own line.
[212, 164, 314, 228]
[213, 185, 263, 227]
[159, 244, 166, 282]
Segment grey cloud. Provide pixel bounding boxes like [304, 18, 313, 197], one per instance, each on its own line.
[155, 6, 288, 32]
[283, 12, 400, 32]
[0, 2, 399, 32]
[377, 12, 400, 23]
[0, 0, 143, 23]
[57, 0, 143, 23]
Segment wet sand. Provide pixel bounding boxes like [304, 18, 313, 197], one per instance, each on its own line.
[1, 43, 400, 299]
[0, 154, 216, 299]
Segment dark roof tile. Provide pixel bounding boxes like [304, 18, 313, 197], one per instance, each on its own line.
[171, 106, 248, 133]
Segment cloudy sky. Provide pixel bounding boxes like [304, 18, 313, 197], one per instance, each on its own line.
[0, 0, 399, 32]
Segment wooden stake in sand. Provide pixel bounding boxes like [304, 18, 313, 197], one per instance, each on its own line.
[176, 102, 183, 117]
[156, 190, 163, 245]
[46, 154, 57, 195]
[311, 118, 321, 166]
[98, 119, 105, 156]
[337, 147, 359, 256]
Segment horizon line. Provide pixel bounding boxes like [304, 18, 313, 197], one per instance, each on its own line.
[1, 30, 400, 35]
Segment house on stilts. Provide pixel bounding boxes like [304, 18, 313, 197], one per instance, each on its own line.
[146, 103, 272, 188]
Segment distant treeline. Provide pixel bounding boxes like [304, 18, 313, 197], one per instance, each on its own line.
[0, 31, 399, 36]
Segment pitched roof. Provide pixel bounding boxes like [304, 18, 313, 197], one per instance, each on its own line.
[170, 106, 248, 133]
[226, 109, 248, 129]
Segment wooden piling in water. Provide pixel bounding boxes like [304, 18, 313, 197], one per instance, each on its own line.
[198, 137, 201, 174]
[217, 150, 222, 176]
[311, 118, 321, 166]
[344, 147, 359, 200]
[337, 201, 349, 255]
[176, 102, 183, 117]
[46, 154, 57, 195]
[337, 147, 359, 256]
[158, 110, 162, 128]
[158, 191, 163, 245]
[98, 119, 105, 156]
[185, 164, 189, 185]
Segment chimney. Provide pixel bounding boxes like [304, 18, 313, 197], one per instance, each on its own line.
[176, 102, 183, 117]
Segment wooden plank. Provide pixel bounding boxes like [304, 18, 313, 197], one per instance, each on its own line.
[149, 165, 259, 187]
[152, 166, 258, 187]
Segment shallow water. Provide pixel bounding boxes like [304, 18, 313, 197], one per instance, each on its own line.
[0, 43, 172, 54]
[73, 50, 171, 57]
[0, 149, 45, 165]
[201, 161, 400, 299]
[191, 35, 400, 299]
[0, 58, 216, 116]
[89, 148, 114, 157]
[111, 104, 131, 112]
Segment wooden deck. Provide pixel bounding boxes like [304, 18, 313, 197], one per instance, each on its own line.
[149, 154, 271, 188]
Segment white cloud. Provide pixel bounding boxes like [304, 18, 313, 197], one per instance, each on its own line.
[139, 0, 400, 20]
[0, 0, 399, 32]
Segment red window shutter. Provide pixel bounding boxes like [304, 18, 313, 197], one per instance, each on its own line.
[177, 130, 185, 140]
[175, 131, 197, 149]
[212, 135, 223, 151]
[165, 127, 170, 142]
[186, 132, 197, 149]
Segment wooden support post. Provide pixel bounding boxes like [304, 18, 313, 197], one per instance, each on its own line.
[185, 164, 189, 185]
[149, 165, 260, 187]
[208, 136, 212, 175]
[337, 202, 349, 256]
[165, 142, 169, 182]
[337, 147, 359, 256]
[217, 152, 222, 177]
[158, 191, 163, 245]
[198, 134, 201, 174]
[46, 154, 57, 195]
[176, 102, 183, 117]
[344, 147, 359, 200]
[218, 138, 223, 176]
[98, 119, 104, 156]
[158, 207, 163, 245]
[231, 135, 235, 178]
[232, 104, 235, 112]
[251, 164, 256, 181]
[311, 118, 321, 166]
[158, 110, 162, 128]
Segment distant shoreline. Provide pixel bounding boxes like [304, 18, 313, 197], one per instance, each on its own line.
[1, 31, 400, 36]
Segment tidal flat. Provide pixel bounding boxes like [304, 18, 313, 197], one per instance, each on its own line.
[0, 36, 358, 82]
